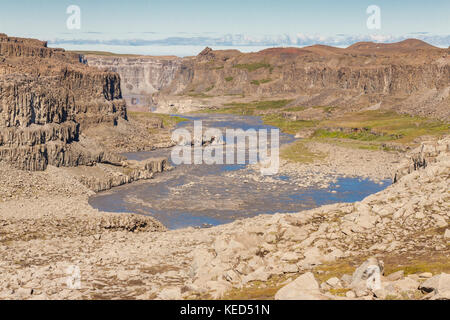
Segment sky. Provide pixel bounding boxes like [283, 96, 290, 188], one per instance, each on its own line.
[0, 0, 449, 56]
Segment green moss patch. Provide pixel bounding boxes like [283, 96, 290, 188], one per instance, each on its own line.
[128, 112, 188, 127]
[251, 78, 272, 85]
[205, 100, 293, 116]
[280, 140, 326, 163]
[233, 62, 271, 72]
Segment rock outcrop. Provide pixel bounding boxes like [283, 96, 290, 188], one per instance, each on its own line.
[0, 34, 127, 170]
[72, 158, 169, 192]
[393, 137, 449, 182]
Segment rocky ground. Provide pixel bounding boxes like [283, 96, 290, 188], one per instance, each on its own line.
[257, 141, 399, 189]
[0, 136, 448, 300]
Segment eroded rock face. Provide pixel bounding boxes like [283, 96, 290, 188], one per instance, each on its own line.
[0, 34, 127, 170]
[73, 158, 169, 192]
[83, 55, 182, 110]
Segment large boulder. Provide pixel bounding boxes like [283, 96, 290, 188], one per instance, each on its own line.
[419, 273, 450, 296]
[350, 257, 384, 296]
[275, 272, 328, 300]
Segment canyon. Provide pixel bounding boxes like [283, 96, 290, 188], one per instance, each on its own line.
[83, 40, 450, 120]
[0, 34, 448, 300]
[82, 54, 182, 111]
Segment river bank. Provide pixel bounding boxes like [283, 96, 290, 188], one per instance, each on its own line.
[88, 114, 396, 229]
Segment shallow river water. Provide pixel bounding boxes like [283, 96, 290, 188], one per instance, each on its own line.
[89, 114, 390, 229]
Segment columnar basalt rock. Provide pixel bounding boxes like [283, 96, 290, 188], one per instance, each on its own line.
[0, 34, 128, 170]
[73, 158, 169, 192]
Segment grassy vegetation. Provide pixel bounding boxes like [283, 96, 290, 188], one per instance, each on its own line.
[313, 139, 385, 151]
[329, 288, 351, 297]
[262, 114, 316, 134]
[233, 62, 271, 72]
[204, 100, 449, 162]
[220, 252, 450, 300]
[313, 259, 364, 283]
[313, 128, 396, 142]
[250, 78, 272, 86]
[280, 140, 326, 163]
[284, 106, 307, 112]
[264, 109, 448, 147]
[222, 274, 294, 300]
[204, 100, 293, 115]
[187, 92, 213, 98]
[318, 110, 449, 144]
[128, 112, 188, 127]
[225, 76, 234, 82]
[383, 256, 450, 276]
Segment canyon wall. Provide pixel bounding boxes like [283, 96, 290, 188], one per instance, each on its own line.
[0, 34, 127, 170]
[82, 55, 182, 110]
[84, 40, 450, 119]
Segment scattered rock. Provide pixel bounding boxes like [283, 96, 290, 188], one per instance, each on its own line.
[326, 277, 342, 288]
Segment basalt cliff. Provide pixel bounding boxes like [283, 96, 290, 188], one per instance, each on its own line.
[84, 39, 450, 120]
[0, 34, 128, 170]
[82, 55, 182, 111]
[0, 34, 169, 193]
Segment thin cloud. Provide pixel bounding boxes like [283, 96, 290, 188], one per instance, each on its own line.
[48, 33, 450, 48]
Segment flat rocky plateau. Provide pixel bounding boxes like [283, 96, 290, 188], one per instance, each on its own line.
[0, 137, 448, 300]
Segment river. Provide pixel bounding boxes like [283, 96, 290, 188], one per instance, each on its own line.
[89, 114, 390, 229]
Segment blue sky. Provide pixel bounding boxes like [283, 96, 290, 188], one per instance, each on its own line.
[0, 0, 449, 56]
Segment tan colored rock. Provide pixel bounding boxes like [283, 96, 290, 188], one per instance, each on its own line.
[386, 270, 404, 281]
[391, 277, 420, 292]
[326, 277, 342, 288]
[351, 257, 384, 290]
[275, 272, 327, 300]
[419, 273, 450, 294]
[418, 272, 433, 279]
[444, 229, 450, 239]
[157, 287, 182, 300]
